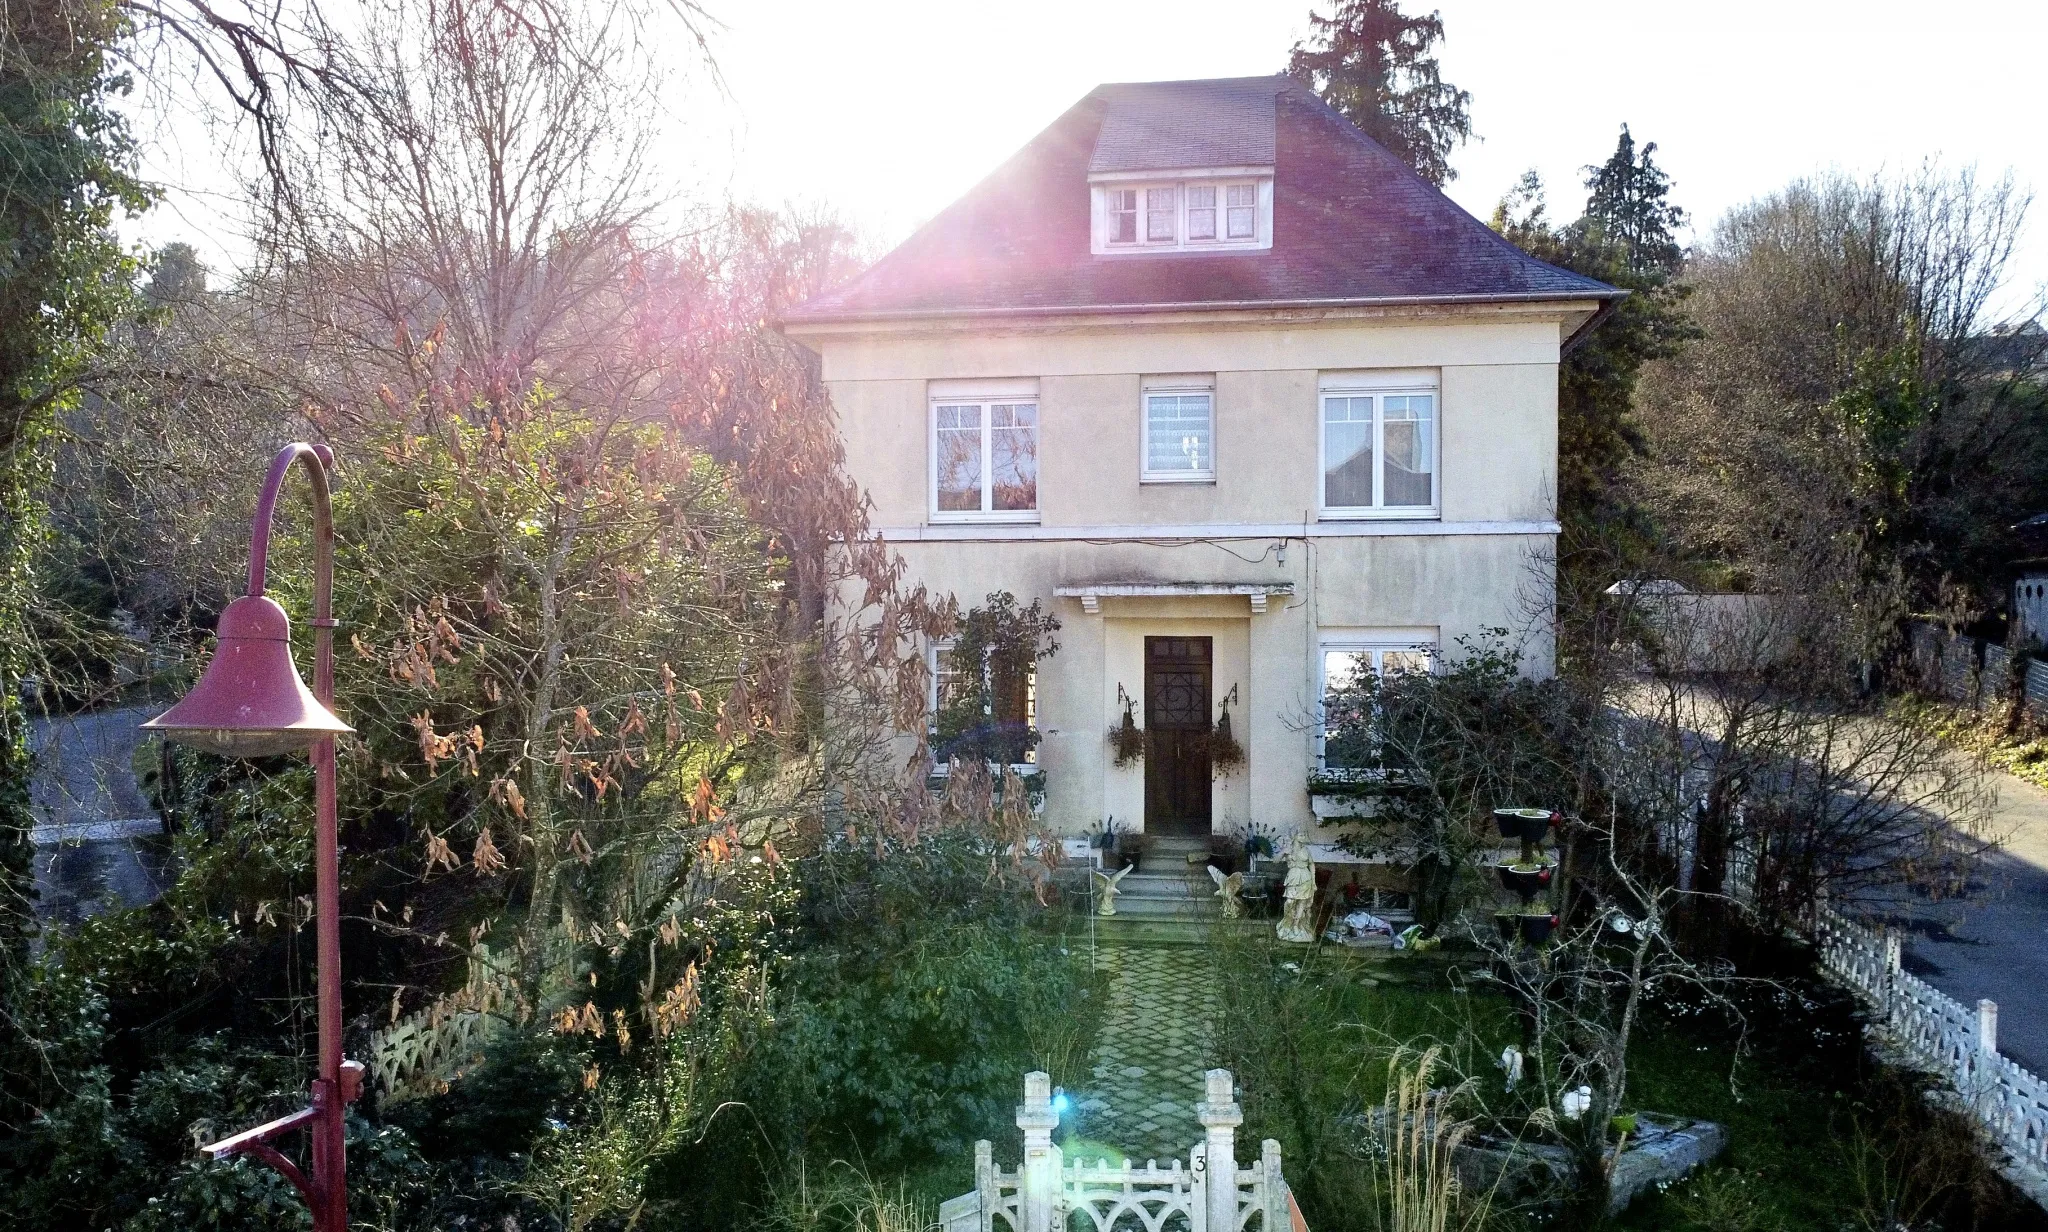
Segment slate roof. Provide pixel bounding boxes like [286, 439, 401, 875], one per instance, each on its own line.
[784, 75, 1621, 327]
[1089, 77, 1277, 173]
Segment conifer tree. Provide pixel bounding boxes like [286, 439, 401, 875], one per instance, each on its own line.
[1583, 125, 1687, 276]
[1287, 0, 1473, 186]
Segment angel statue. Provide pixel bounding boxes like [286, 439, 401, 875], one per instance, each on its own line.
[1276, 835, 1317, 943]
[1206, 864, 1245, 919]
[1092, 864, 1133, 917]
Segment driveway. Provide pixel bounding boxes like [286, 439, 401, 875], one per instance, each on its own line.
[28, 706, 173, 928]
[1894, 768, 2048, 1075]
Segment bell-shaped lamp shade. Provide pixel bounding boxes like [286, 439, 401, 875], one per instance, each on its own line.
[143, 595, 353, 758]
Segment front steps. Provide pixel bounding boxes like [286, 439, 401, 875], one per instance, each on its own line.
[1099, 835, 1231, 920]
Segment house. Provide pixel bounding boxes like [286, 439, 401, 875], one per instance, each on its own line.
[780, 75, 1621, 845]
[2014, 512, 2048, 649]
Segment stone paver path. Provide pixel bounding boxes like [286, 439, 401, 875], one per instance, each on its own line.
[1077, 942, 1218, 1162]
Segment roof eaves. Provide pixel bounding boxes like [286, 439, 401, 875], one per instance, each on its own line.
[1562, 292, 1628, 354]
[779, 288, 1625, 330]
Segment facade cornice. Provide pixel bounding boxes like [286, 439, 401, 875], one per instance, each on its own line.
[781, 294, 1614, 345]
[868, 519, 1559, 543]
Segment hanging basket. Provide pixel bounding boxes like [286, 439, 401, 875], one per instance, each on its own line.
[1109, 701, 1145, 768]
[1209, 702, 1246, 773]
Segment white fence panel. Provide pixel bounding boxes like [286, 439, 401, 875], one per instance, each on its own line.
[1817, 911, 2048, 1195]
[947, 1072, 1292, 1232]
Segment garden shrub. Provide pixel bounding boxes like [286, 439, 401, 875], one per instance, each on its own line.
[754, 917, 1092, 1165]
[735, 829, 1097, 1166]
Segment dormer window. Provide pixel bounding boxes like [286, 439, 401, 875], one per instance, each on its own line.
[1147, 187, 1177, 241]
[1226, 184, 1257, 238]
[1187, 186, 1216, 240]
[1108, 189, 1137, 243]
[1090, 170, 1273, 255]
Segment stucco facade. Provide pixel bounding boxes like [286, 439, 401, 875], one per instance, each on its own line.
[792, 305, 1586, 838]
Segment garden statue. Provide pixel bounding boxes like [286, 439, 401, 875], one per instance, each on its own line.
[1206, 865, 1244, 918]
[1498, 1045, 1524, 1091]
[1276, 836, 1317, 943]
[1092, 864, 1132, 916]
[1560, 1085, 1593, 1121]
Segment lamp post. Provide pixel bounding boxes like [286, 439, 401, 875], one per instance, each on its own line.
[143, 442, 359, 1232]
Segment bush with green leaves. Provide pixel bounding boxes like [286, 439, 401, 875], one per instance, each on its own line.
[738, 829, 1099, 1167]
[933, 593, 1060, 768]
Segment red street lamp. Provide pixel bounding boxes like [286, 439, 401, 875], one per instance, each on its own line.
[144, 442, 360, 1232]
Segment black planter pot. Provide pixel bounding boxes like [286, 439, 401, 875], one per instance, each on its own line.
[1518, 913, 1559, 944]
[1496, 863, 1553, 900]
[1493, 808, 1555, 842]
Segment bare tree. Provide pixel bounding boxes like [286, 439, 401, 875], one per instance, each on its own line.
[1637, 166, 2048, 611]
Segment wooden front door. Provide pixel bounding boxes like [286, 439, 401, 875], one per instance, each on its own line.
[1144, 636, 1212, 836]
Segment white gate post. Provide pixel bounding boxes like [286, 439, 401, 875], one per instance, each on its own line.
[1197, 1070, 1243, 1232]
[1883, 931, 1902, 1017]
[1259, 1139, 1285, 1232]
[1018, 1072, 1063, 1232]
[1980, 999, 2000, 1056]
[975, 1140, 997, 1232]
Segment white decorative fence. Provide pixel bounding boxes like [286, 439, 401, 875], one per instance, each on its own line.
[942, 1072, 1296, 1232]
[1817, 911, 2048, 1195]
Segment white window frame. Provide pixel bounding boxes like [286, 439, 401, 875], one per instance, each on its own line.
[1314, 632, 1438, 771]
[1317, 370, 1441, 521]
[1140, 377, 1216, 483]
[928, 380, 1040, 524]
[1090, 169, 1274, 255]
[1105, 188, 1138, 245]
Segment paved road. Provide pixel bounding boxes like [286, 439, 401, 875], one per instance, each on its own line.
[28, 706, 173, 928]
[1896, 768, 2048, 1075]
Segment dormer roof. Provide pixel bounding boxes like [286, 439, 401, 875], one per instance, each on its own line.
[1088, 77, 1277, 174]
[783, 74, 1622, 329]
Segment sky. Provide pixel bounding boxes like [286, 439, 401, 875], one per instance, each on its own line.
[135, 0, 2048, 317]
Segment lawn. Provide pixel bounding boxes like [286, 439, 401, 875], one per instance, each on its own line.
[735, 913, 2048, 1232]
[1198, 929, 2047, 1232]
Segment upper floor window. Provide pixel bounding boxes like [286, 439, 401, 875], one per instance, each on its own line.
[931, 380, 1038, 521]
[1090, 171, 1272, 255]
[1108, 189, 1137, 243]
[1319, 372, 1439, 518]
[1142, 379, 1215, 482]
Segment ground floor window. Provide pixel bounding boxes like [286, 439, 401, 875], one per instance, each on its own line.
[1317, 638, 1436, 770]
[929, 639, 1037, 765]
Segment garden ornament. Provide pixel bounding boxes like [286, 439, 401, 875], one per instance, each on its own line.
[1207, 864, 1245, 918]
[1276, 835, 1317, 943]
[1498, 1045, 1524, 1091]
[1560, 1085, 1594, 1121]
[143, 444, 358, 1232]
[1092, 863, 1132, 916]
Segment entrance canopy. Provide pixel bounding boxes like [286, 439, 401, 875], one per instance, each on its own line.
[1054, 581, 1295, 615]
